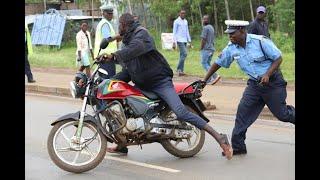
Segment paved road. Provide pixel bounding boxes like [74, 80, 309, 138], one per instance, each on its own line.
[25, 94, 295, 180]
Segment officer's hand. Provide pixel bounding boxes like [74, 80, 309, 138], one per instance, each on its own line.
[114, 34, 122, 42]
[198, 80, 207, 88]
[260, 74, 270, 85]
[172, 43, 176, 50]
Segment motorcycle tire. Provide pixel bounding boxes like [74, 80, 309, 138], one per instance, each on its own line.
[47, 120, 107, 173]
[160, 106, 205, 158]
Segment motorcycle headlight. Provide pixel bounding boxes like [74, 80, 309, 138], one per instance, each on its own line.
[69, 81, 77, 98]
[69, 81, 86, 98]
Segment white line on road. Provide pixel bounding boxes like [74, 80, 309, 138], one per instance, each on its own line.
[104, 155, 181, 173]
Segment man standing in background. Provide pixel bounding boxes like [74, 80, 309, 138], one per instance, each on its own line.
[200, 15, 221, 85]
[173, 9, 192, 76]
[25, 24, 36, 83]
[247, 5, 270, 38]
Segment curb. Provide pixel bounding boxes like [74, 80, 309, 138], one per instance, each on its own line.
[26, 84, 71, 97]
[25, 84, 276, 120]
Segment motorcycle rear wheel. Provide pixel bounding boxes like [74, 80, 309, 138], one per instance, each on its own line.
[160, 106, 205, 158]
[47, 120, 107, 173]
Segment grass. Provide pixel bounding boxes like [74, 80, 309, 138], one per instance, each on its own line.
[29, 39, 295, 82]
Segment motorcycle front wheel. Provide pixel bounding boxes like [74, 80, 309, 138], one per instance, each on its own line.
[47, 120, 107, 173]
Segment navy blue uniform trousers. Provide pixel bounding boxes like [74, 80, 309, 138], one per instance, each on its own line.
[232, 71, 295, 150]
[25, 53, 33, 81]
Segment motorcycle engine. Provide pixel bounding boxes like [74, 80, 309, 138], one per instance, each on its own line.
[150, 116, 193, 138]
[121, 117, 145, 134]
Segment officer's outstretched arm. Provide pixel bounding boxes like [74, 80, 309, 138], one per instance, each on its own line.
[204, 63, 221, 82]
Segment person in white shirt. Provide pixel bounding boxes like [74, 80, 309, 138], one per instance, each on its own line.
[76, 21, 94, 76]
[173, 9, 192, 76]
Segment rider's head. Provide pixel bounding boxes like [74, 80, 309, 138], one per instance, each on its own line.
[119, 13, 135, 36]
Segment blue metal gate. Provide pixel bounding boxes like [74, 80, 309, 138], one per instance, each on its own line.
[31, 9, 66, 48]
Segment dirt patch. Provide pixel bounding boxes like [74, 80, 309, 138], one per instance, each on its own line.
[33, 67, 294, 90]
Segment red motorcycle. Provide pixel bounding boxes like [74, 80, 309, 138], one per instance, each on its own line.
[47, 39, 210, 173]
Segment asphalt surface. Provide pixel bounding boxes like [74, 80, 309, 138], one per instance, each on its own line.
[25, 94, 295, 180]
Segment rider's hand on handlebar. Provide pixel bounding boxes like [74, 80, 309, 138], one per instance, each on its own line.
[95, 54, 114, 63]
[198, 80, 207, 88]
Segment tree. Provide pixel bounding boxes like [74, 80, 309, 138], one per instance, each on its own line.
[224, 0, 230, 20]
[213, 0, 218, 35]
[139, 0, 147, 27]
[249, 0, 254, 21]
[127, 0, 132, 14]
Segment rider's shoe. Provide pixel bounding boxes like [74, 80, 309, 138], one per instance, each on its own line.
[106, 146, 128, 156]
[222, 148, 247, 156]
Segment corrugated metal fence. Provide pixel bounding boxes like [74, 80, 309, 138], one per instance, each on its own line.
[31, 9, 66, 48]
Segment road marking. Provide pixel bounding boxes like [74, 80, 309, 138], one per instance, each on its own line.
[206, 113, 295, 129]
[104, 155, 181, 173]
[249, 138, 295, 145]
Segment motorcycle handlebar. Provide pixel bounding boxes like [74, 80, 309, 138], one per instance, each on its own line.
[181, 80, 206, 94]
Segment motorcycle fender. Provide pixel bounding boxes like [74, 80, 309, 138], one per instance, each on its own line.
[182, 98, 210, 122]
[51, 111, 99, 126]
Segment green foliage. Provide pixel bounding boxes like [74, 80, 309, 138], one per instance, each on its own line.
[270, 31, 294, 53]
[267, 0, 295, 35]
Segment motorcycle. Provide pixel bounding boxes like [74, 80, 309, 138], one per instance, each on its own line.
[47, 38, 210, 173]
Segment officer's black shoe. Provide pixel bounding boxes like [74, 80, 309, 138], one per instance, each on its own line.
[222, 148, 247, 156]
[106, 146, 128, 156]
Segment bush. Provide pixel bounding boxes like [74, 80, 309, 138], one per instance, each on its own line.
[214, 35, 229, 52]
[270, 31, 294, 53]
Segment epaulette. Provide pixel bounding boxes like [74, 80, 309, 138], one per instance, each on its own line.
[250, 34, 264, 40]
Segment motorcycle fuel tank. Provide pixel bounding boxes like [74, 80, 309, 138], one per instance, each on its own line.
[96, 79, 145, 99]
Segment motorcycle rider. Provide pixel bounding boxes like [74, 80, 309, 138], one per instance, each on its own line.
[99, 13, 233, 160]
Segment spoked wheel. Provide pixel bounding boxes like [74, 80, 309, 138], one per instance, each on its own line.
[160, 106, 205, 158]
[47, 120, 107, 173]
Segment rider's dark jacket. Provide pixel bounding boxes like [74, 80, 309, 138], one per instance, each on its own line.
[112, 22, 173, 90]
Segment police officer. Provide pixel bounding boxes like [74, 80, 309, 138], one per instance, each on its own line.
[94, 4, 121, 79]
[203, 20, 295, 156]
[25, 24, 36, 83]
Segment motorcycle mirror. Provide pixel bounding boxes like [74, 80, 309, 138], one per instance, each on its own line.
[98, 68, 109, 75]
[100, 37, 112, 49]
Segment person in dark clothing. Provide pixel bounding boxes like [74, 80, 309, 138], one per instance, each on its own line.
[99, 13, 233, 160]
[25, 26, 36, 83]
[247, 6, 270, 38]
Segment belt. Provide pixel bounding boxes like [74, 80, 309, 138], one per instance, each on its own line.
[249, 69, 282, 84]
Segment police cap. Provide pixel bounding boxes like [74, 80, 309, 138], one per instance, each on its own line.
[224, 20, 249, 34]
